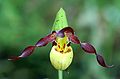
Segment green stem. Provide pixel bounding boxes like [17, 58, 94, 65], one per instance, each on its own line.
[58, 70, 63, 79]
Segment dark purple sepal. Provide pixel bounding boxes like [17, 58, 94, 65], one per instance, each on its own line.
[57, 27, 74, 37]
[58, 27, 80, 44]
[8, 46, 35, 60]
[80, 43, 96, 54]
[96, 54, 113, 68]
[35, 32, 56, 47]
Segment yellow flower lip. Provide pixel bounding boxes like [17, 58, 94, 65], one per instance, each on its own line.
[50, 45, 73, 70]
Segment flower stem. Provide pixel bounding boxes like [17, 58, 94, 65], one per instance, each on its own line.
[58, 70, 63, 79]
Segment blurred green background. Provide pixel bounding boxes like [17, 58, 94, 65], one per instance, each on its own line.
[0, 0, 120, 79]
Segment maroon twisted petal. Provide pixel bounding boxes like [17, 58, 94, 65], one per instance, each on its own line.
[35, 32, 56, 47]
[80, 43, 96, 54]
[8, 46, 35, 60]
[8, 32, 56, 60]
[67, 34, 80, 44]
[8, 26, 113, 68]
[96, 54, 113, 68]
[80, 42, 113, 68]
[58, 27, 113, 68]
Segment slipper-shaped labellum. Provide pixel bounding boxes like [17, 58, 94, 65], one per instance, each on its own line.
[50, 45, 73, 70]
[8, 27, 113, 70]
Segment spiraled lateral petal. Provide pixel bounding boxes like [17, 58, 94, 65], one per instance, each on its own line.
[68, 35, 80, 44]
[96, 54, 113, 68]
[8, 32, 56, 61]
[35, 32, 56, 47]
[19, 46, 35, 58]
[8, 46, 35, 60]
[80, 42, 113, 68]
[80, 43, 96, 54]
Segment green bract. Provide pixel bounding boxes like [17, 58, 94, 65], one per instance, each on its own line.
[52, 8, 68, 31]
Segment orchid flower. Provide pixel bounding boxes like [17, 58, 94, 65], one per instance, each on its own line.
[8, 8, 113, 71]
